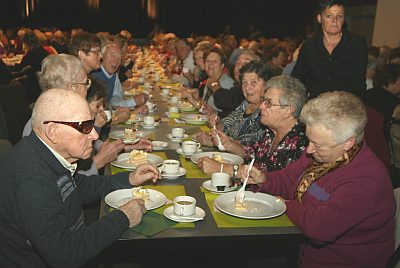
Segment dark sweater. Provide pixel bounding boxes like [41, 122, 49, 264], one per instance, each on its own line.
[0, 133, 131, 268]
[213, 83, 244, 118]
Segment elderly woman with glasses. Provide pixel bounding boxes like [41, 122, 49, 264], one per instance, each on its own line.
[69, 32, 102, 74]
[241, 91, 395, 267]
[198, 75, 308, 176]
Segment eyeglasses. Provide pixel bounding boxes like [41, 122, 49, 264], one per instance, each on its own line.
[43, 118, 95, 134]
[261, 98, 290, 108]
[73, 78, 92, 89]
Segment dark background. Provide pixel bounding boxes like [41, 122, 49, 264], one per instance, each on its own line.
[0, 0, 375, 39]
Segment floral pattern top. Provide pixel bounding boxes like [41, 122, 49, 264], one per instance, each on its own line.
[244, 122, 308, 173]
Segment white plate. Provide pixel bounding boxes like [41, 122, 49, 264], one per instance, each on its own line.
[159, 167, 186, 179]
[139, 122, 159, 129]
[180, 114, 208, 125]
[190, 152, 244, 165]
[202, 180, 238, 194]
[111, 152, 163, 170]
[105, 188, 167, 210]
[163, 206, 205, 222]
[178, 104, 197, 112]
[109, 130, 149, 141]
[152, 141, 168, 150]
[167, 133, 189, 142]
[214, 191, 286, 219]
[125, 115, 144, 124]
[175, 147, 202, 156]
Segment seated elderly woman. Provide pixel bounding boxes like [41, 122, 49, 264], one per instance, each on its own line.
[241, 91, 395, 267]
[197, 75, 308, 176]
[197, 61, 272, 146]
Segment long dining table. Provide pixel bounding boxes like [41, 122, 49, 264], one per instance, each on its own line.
[95, 85, 304, 268]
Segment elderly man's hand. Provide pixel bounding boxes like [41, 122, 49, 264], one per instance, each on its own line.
[196, 132, 213, 147]
[125, 138, 152, 152]
[129, 164, 160, 185]
[133, 93, 149, 106]
[112, 107, 130, 124]
[196, 157, 222, 174]
[238, 165, 266, 185]
[93, 139, 125, 169]
[133, 104, 149, 115]
[119, 198, 147, 227]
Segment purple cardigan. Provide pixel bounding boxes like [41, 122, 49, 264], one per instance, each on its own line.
[258, 142, 395, 267]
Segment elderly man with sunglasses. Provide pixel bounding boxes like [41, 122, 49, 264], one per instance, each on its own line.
[0, 88, 160, 267]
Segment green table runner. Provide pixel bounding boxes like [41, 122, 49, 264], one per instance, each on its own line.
[201, 188, 294, 228]
[179, 156, 210, 179]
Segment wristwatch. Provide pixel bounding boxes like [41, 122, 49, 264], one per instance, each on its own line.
[233, 164, 239, 178]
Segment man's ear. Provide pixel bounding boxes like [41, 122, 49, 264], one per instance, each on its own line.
[317, 14, 322, 24]
[44, 123, 59, 144]
[344, 137, 356, 151]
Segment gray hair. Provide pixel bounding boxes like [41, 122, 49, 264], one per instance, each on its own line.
[300, 91, 367, 144]
[265, 75, 307, 118]
[38, 54, 85, 92]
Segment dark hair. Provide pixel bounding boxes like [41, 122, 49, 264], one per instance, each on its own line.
[373, 63, 400, 88]
[239, 61, 274, 83]
[22, 30, 39, 49]
[318, 0, 346, 14]
[69, 32, 101, 57]
[203, 46, 226, 66]
[86, 77, 108, 106]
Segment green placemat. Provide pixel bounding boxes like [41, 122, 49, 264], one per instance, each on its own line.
[179, 156, 210, 179]
[202, 190, 294, 228]
[130, 210, 176, 237]
[111, 151, 168, 175]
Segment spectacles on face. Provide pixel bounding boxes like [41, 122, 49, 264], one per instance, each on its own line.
[261, 97, 290, 108]
[323, 14, 344, 21]
[43, 118, 95, 134]
[73, 78, 92, 89]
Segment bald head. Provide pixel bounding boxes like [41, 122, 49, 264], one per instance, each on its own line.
[32, 88, 91, 133]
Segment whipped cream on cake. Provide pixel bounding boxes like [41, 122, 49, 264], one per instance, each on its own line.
[212, 153, 224, 163]
[132, 186, 150, 201]
[124, 128, 137, 139]
[129, 150, 148, 165]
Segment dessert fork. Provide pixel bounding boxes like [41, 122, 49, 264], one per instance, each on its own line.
[235, 157, 255, 203]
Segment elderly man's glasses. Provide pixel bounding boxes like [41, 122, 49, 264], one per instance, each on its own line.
[43, 118, 95, 134]
[73, 78, 92, 89]
[262, 98, 290, 108]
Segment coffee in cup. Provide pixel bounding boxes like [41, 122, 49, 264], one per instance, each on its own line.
[173, 196, 196, 216]
[211, 172, 230, 191]
[162, 159, 180, 175]
[182, 140, 201, 154]
[143, 115, 155, 125]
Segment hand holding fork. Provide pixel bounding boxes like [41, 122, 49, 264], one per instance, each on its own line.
[235, 157, 255, 204]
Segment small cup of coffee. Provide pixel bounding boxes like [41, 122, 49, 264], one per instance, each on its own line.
[173, 196, 196, 216]
[211, 172, 230, 191]
[143, 115, 155, 126]
[162, 159, 180, 175]
[171, 127, 185, 138]
[182, 140, 201, 155]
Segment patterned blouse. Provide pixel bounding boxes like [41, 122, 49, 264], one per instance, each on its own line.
[222, 100, 266, 145]
[244, 122, 308, 173]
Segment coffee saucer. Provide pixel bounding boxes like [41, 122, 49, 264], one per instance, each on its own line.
[158, 167, 186, 179]
[152, 141, 168, 150]
[140, 122, 159, 129]
[202, 180, 238, 193]
[167, 134, 188, 142]
[163, 206, 205, 222]
[176, 147, 202, 156]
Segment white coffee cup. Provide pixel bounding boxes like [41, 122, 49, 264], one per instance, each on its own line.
[104, 110, 112, 122]
[182, 140, 201, 154]
[146, 101, 154, 110]
[211, 172, 230, 191]
[173, 196, 196, 216]
[169, 106, 179, 114]
[138, 77, 144, 84]
[162, 159, 180, 175]
[171, 127, 184, 138]
[143, 115, 155, 125]
[170, 96, 179, 104]
[162, 88, 170, 96]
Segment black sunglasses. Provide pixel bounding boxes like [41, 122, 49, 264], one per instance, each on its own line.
[43, 118, 95, 134]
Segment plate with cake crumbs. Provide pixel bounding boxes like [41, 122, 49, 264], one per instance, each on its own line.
[111, 152, 163, 170]
[105, 188, 167, 210]
[214, 191, 286, 219]
[190, 152, 244, 165]
[109, 130, 149, 141]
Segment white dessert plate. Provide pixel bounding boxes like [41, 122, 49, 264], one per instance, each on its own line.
[109, 130, 149, 141]
[111, 152, 163, 170]
[180, 114, 208, 125]
[190, 152, 244, 165]
[105, 188, 167, 210]
[152, 141, 168, 150]
[163, 206, 205, 222]
[214, 191, 286, 219]
[202, 180, 238, 194]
